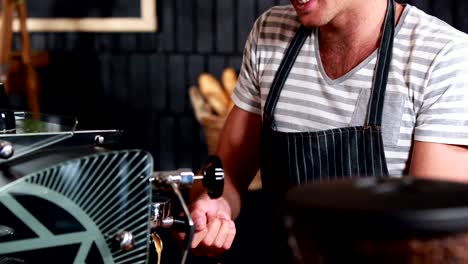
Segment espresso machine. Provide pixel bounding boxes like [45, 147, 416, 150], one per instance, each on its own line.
[0, 109, 224, 264]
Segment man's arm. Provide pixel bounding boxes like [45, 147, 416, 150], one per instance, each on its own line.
[216, 105, 263, 218]
[188, 106, 262, 250]
[409, 141, 468, 182]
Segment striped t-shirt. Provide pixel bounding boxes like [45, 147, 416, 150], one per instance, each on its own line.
[232, 4, 468, 176]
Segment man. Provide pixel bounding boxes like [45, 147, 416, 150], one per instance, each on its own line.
[188, 0, 468, 260]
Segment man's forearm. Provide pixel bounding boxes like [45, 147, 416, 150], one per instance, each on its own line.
[409, 141, 468, 182]
[222, 176, 242, 219]
[216, 106, 263, 218]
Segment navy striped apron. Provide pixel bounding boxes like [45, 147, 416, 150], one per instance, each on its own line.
[260, 0, 396, 194]
[256, 2, 396, 263]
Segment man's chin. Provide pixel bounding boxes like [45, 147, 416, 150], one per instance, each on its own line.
[298, 17, 323, 28]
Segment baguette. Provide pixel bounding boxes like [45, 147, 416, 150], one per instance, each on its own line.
[198, 73, 230, 116]
[222, 68, 237, 111]
[221, 67, 238, 96]
[189, 86, 210, 122]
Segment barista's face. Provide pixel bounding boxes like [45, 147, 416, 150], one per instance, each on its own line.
[289, 0, 353, 27]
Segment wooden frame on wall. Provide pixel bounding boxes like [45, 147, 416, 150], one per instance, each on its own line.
[12, 0, 157, 32]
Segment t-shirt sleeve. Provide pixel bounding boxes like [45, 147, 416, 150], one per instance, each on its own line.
[231, 16, 263, 115]
[414, 40, 468, 146]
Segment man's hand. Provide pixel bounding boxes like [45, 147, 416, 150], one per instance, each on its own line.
[189, 193, 236, 256]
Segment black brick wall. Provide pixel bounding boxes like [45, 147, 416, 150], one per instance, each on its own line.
[19, 0, 468, 171]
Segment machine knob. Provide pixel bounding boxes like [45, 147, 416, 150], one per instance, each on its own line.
[114, 231, 135, 252]
[0, 225, 14, 237]
[0, 140, 13, 159]
[202, 155, 224, 199]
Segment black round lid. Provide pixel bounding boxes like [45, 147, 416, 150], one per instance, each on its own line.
[284, 177, 468, 239]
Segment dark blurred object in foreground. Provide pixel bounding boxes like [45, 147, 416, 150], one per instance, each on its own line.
[284, 177, 468, 264]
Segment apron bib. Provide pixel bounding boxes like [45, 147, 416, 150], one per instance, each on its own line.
[260, 0, 396, 193]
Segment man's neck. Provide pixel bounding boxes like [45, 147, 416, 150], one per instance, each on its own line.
[320, 1, 388, 52]
[318, 1, 402, 79]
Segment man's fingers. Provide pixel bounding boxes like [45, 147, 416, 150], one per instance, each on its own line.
[212, 220, 232, 249]
[223, 221, 236, 250]
[191, 228, 208, 248]
[201, 216, 222, 247]
[187, 197, 236, 255]
[190, 207, 209, 248]
[191, 208, 208, 231]
[190, 216, 236, 257]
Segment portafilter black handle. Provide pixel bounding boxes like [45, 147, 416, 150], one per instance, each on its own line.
[202, 155, 224, 199]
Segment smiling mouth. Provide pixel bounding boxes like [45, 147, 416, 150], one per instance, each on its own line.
[294, 0, 314, 10]
[297, 0, 311, 4]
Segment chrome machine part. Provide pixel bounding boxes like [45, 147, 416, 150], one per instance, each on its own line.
[0, 225, 14, 237]
[150, 171, 196, 264]
[0, 140, 13, 159]
[114, 231, 136, 252]
[150, 155, 225, 264]
[151, 169, 202, 190]
[169, 181, 194, 264]
[150, 155, 224, 198]
[151, 197, 173, 228]
[94, 135, 105, 145]
[150, 156, 225, 229]
[0, 111, 122, 167]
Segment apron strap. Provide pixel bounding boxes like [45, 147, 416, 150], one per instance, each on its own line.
[366, 0, 396, 126]
[263, 25, 312, 127]
[264, 0, 396, 128]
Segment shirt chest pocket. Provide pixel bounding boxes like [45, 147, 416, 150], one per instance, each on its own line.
[349, 89, 405, 146]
